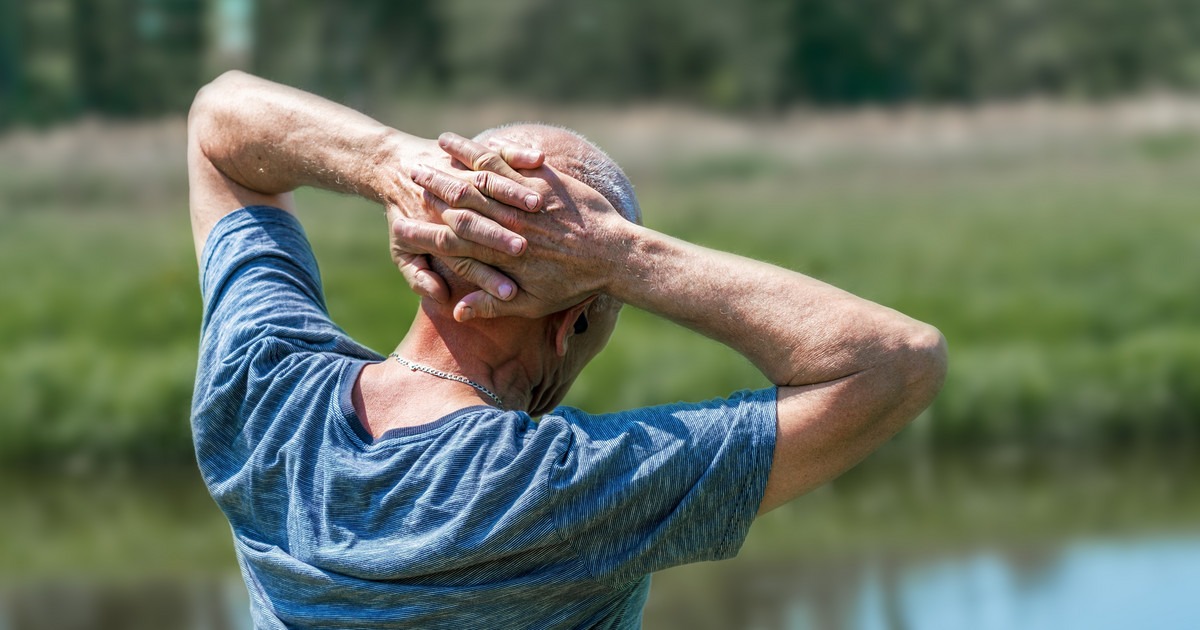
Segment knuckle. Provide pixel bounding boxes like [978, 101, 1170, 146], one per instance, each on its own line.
[447, 181, 471, 206]
[445, 209, 469, 233]
[503, 183, 520, 202]
[481, 153, 505, 171]
[449, 256, 476, 279]
[395, 220, 418, 242]
[432, 229, 454, 254]
[472, 151, 500, 172]
[399, 264, 420, 283]
[412, 167, 432, 187]
[473, 171, 491, 191]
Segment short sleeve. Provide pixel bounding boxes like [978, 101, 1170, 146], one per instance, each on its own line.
[191, 206, 376, 482]
[198, 206, 333, 342]
[546, 388, 777, 584]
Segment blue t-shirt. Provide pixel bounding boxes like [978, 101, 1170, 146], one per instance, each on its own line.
[192, 206, 777, 629]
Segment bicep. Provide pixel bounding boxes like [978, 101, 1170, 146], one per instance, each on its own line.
[187, 115, 295, 259]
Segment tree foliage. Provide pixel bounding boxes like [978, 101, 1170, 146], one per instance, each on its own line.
[6, 0, 1200, 124]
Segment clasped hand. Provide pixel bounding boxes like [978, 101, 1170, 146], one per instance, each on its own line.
[391, 132, 623, 322]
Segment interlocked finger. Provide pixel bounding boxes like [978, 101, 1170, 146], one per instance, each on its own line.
[411, 165, 491, 211]
[470, 169, 541, 211]
[444, 257, 517, 304]
[483, 138, 545, 170]
[391, 216, 497, 261]
[441, 209, 526, 256]
[394, 251, 449, 304]
[454, 289, 536, 322]
[439, 133, 522, 177]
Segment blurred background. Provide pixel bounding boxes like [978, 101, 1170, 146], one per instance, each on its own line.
[2, 0, 1200, 628]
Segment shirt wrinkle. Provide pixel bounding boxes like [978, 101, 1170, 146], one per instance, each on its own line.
[192, 206, 777, 629]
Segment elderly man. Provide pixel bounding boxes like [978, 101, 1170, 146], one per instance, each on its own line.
[188, 71, 946, 629]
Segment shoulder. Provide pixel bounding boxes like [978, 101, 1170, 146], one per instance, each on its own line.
[538, 388, 777, 490]
[198, 206, 326, 332]
[545, 388, 778, 443]
[532, 390, 779, 582]
[199, 206, 314, 291]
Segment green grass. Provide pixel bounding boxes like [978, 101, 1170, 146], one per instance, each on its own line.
[1, 128, 1198, 466]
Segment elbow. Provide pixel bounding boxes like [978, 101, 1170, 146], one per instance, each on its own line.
[188, 70, 248, 149]
[192, 70, 247, 112]
[899, 322, 949, 408]
[190, 71, 234, 120]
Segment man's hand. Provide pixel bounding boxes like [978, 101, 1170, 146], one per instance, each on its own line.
[188, 70, 551, 306]
[399, 132, 628, 322]
[383, 138, 547, 304]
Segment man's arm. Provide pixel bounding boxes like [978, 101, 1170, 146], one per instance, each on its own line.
[187, 70, 545, 301]
[602, 230, 947, 514]
[409, 136, 947, 515]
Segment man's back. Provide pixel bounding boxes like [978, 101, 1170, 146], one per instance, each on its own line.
[193, 207, 775, 628]
[187, 72, 943, 628]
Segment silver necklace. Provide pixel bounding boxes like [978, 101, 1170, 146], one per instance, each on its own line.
[388, 353, 505, 408]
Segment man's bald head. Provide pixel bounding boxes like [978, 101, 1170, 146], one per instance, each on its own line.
[474, 123, 642, 225]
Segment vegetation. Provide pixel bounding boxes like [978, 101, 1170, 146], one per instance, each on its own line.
[0, 111, 1197, 468]
[9, 0, 1200, 128]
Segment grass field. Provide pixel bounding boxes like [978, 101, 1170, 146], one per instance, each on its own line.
[1, 106, 1198, 467]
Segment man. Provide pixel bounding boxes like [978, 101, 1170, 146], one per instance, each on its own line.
[188, 71, 946, 629]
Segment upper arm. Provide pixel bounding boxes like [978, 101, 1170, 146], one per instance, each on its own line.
[187, 81, 295, 259]
[548, 393, 774, 581]
[758, 328, 947, 515]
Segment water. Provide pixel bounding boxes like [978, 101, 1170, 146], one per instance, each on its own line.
[2, 452, 1197, 630]
[644, 536, 1200, 630]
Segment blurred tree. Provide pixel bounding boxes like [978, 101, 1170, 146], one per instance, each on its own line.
[14, 0, 79, 125]
[5, 0, 1200, 129]
[70, 0, 204, 116]
[72, 0, 140, 115]
[0, 0, 25, 126]
[252, 0, 444, 112]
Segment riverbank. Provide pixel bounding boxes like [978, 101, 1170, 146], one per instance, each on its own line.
[2, 102, 1199, 466]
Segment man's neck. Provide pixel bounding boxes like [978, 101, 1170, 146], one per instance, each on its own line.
[352, 302, 556, 438]
[392, 313, 541, 412]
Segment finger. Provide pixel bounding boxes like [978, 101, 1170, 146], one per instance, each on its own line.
[454, 289, 504, 322]
[391, 216, 495, 260]
[411, 164, 491, 211]
[443, 257, 517, 303]
[412, 162, 540, 214]
[469, 169, 542, 212]
[395, 252, 449, 304]
[484, 137, 544, 170]
[441, 208, 526, 256]
[438, 132, 527, 183]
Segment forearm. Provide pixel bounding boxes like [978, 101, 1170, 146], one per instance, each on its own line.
[189, 70, 417, 205]
[606, 224, 939, 387]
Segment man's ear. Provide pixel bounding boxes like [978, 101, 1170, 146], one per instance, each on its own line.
[553, 295, 599, 357]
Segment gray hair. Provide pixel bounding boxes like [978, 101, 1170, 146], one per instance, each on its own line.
[474, 123, 642, 225]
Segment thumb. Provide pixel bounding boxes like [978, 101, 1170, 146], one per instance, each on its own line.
[454, 290, 507, 322]
[396, 252, 449, 304]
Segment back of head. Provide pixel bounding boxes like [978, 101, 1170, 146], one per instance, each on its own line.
[429, 124, 641, 303]
[474, 123, 642, 225]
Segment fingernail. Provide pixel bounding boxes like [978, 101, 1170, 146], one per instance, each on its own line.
[509, 238, 525, 255]
[499, 283, 514, 300]
[525, 193, 540, 210]
[459, 306, 474, 321]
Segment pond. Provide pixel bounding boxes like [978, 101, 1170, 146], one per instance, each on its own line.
[2, 450, 1197, 630]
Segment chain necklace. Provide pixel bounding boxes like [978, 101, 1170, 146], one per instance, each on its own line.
[388, 353, 505, 408]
